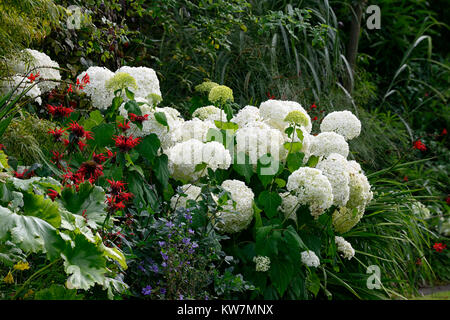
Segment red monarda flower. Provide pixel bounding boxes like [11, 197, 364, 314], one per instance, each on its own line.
[106, 195, 126, 212]
[113, 135, 141, 152]
[107, 179, 126, 195]
[433, 242, 447, 253]
[266, 91, 275, 99]
[128, 113, 149, 123]
[76, 160, 104, 182]
[77, 140, 87, 151]
[312, 116, 318, 121]
[118, 192, 134, 202]
[47, 104, 74, 118]
[310, 103, 317, 110]
[67, 84, 73, 93]
[118, 120, 131, 132]
[413, 140, 427, 151]
[441, 128, 447, 136]
[27, 72, 40, 83]
[48, 189, 59, 201]
[68, 121, 93, 140]
[14, 169, 31, 179]
[93, 152, 106, 164]
[51, 150, 64, 164]
[48, 128, 66, 141]
[82, 73, 90, 85]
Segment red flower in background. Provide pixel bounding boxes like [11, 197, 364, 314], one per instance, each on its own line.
[107, 179, 127, 195]
[14, 169, 33, 179]
[113, 135, 141, 152]
[77, 140, 87, 151]
[403, 176, 408, 182]
[68, 121, 92, 140]
[312, 116, 318, 121]
[266, 91, 275, 99]
[441, 128, 447, 136]
[413, 140, 427, 151]
[93, 152, 107, 164]
[129, 113, 149, 124]
[446, 196, 450, 205]
[47, 104, 74, 118]
[310, 103, 317, 110]
[118, 120, 131, 132]
[48, 128, 66, 141]
[433, 243, 446, 253]
[27, 72, 40, 83]
[76, 160, 104, 182]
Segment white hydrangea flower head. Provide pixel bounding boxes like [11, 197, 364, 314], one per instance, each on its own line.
[167, 139, 231, 182]
[253, 256, 271, 272]
[335, 236, 355, 260]
[301, 250, 320, 267]
[119, 99, 184, 150]
[192, 105, 227, 122]
[279, 192, 299, 222]
[235, 121, 287, 166]
[316, 153, 351, 207]
[309, 132, 349, 159]
[208, 85, 234, 104]
[77, 66, 115, 110]
[231, 105, 262, 128]
[214, 179, 254, 234]
[174, 118, 216, 143]
[410, 201, 431, 219]
[115, 66, 162, 103]
[286, 167, 333, 218]
[259, 99, 312, 133]
[320, 110, 361, 140]
[0, 75, 42, 105]
[11, 49, 61, 93]
[170, 184, 202, 209]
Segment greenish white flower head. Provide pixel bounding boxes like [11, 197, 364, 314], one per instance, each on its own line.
[253, 256, 271, 272]
[195, 81, 219, 94]
[192, 105, 226, 122]
[286, 167, 333, 218]
[214, 179, 254, 234]
[208, 85, 234, 104]
[284, 110, 310, 128]
[170, 184, 202, 209]
[335, 236, 355, 260]
[301, 250, 320, 267]
[320, 110, 361, 141]
[278, 192, 299, 222]
[105, 72, 138, 92]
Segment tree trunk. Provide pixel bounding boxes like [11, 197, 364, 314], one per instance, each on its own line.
[345, 0, 367, 93]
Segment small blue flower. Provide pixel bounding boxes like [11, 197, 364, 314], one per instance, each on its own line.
[158, 241, 166, 247]
[161, 251, 168, 260]
[182, 237, 191, 245]
[142, 285, 152, 296]
[192, 242, 198, 248]
[162, 262, 167, 267]
[179, 294, 184, 300]
[160, 288, 166, 295]
[188, 228, 195, 234]
[151, 264, 159, 273]
[166, 221, 175, 228]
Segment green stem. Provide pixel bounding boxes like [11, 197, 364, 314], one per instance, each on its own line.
[12, 259, 60, 300]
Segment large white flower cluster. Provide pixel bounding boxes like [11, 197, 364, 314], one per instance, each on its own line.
[167, 139, 231, 182]
[301, 250, 320, 267]
[174, 118, 216, 143]
[76, 65, 162, 110]
[279, 192, 299, 221]
[320, 110, 361, 141]
[335, 236, 355, 260]
[286, 167, 334, 218]
[231, 105, 262, 128]
[259, 99, 312, 133]
[309, 132, 349, 159]
[77, 66, 116, 110]
[316, 153, 351, 207]
[235, 121, 287, 165]
[170, 184, 202, 209]
[214, 179, 254, 234]
[12, 49, 61, 93]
